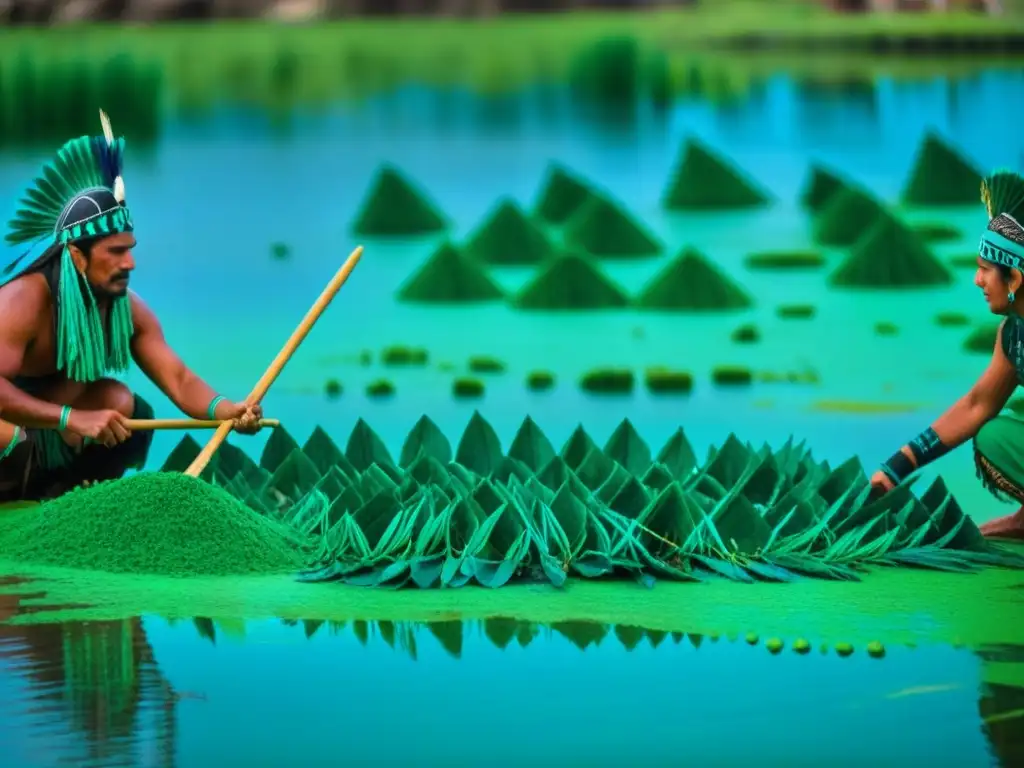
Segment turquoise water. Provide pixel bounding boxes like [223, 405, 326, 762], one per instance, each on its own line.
[0, 614, 1008, 766]
[2, 64, 1024, 764]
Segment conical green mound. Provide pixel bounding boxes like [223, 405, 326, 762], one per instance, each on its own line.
[351, 165, 447, 236]
[464, 199, 554, 265]
[634, 247, 752, 311]
[562, 194, 661, 257]
[533, 163, 595, 225]
[800, 164, 848, 213]
[901, 132, 982, 206]
[829, 213, 953, 288]
[514, 250, 628, 310]
[812, 186, 888, 247]
[661, 138, 771, 210]
[397, 242, 504, 304]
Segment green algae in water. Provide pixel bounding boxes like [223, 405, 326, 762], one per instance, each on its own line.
[813, 186, 887, 247]
[913, 222, 963, 243]
[324, 378, 342, 399]
[950, 253, 978, 269]
[453, 377, 485, 399]
[366, 379, 396, 398]
[580, 368, 635, 394]
[875, 321, 899, 336]
[644, 368, 694, 394]
[380, 345, 429, 366]
[777, 304, 816, 319]
[562, 194, 662, 258]
[514, 250, 628, 310]
[397, 242, 504, 304]
[468, 356, 506, 374]
[661, 138, 771, 210]
[0, 474, 304, 577]
[731, 323, 760, 344]
[711, 365, 753, 386]
[634, 247, 751, 311]
[935, 311, 971, 327]
[351, 165, 447, 236]
[533, 163, 595, 225]
[463, 199, 553, 265]
[526, 370, 555, 392]
[830, 213, 952, 289]
[901, 131, 982, 207]
[744, 250, 825, 270]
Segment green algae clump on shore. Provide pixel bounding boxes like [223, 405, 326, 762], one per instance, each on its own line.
[514, 250, 628, 310]
[829, 214, 953, 289]
[0, 473, 304, 578]
[397, 242, 504, 303]
[635, 248, 751, 311]
[813, 186, 887, 247]
[901, 132, 982, 207]
[562, 194, 662, 257]
[351, 165, 448, 236]
[662, 138, 771, 210]
[464, 199, 554, 265]
[533, 163, 595, 225]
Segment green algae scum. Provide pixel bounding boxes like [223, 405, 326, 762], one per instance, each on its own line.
[7, 416, 1017, 589]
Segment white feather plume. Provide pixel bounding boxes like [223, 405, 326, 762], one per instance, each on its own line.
[99, 109, 114, 145]
[113, 176, 125, 203]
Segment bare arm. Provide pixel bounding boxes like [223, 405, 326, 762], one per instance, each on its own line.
[0, 276, 69, 428]
[897, 321, 1017, 470]
[130, 294, 233, 420]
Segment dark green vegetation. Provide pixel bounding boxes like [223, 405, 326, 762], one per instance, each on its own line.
[533, 164, 596, 225]
[777, 304, 816, 319]
[830, 214, 953, 289]
[731, 324, 760, 344]
[351, 166, 447, 237]
[963, 323, 1000, 354]
[453, 378, 485, 399]
[381, 346, 429, 366]
[580, 368, 635, 394]
[324, 379, 343, 399]
[464, 199, 554, 265]
[901, 132, 982, 206]
[567, 36, 670, 111]
[913, 222, 963, 243]
[711, 366, 754, 386]
[644, 369, 694, 394]
[661, 138, 771, 211]
[270, 242, 291, 260]
[800, 164, 847, 213]
[397, 242, 504, 303]
[366, 379, 396, 398]
[0, 473, 302, 576]
[514, 251, 629, 310]
[634, 248, 751, 311]
[526, 371, 556, 392]
[935, 312, 971, 327]
[744, 250, 825, 270]
[468, 356, 506, 374]
[874, 322, 899, 336]
[562, 194, 662, 257]
[156, 414, 1022, 588]
[950, 253, 979, 269]
[813, 186, 887, 247]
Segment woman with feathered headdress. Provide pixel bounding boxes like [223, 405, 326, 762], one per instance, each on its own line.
[0, 111, 263, 500]
[870, 170, 1024, 539]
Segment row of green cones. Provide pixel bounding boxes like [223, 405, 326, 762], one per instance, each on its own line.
[161, 413, 1024, 587]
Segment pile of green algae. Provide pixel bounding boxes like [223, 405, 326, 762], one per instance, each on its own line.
[0, 473, 306, 577]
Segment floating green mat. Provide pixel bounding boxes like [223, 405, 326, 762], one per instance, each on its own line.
[661, 138, 771, 211]
[829, 213, 953, 289]
[901, 132, 983, 207]
[513, 250, 628, 310]
[562, 194, 662, 257]
[800, 164, 848, 213]
[533, 163, 596, 225]
[351, 165, 447, 236]
[634, 247, 752, 311]
[812, 186, 888, 247]
[155, 414, 1024, 589]
[463, 199, 554, 265]
[396, 241, 504, 303]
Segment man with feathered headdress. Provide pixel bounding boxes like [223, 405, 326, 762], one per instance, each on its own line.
[871, 169, 1024, 538]
[0, 110, 262, 501]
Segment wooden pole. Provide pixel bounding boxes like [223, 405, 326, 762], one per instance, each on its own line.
[184, 245, 364, 477]
[125, 418, 281, 431]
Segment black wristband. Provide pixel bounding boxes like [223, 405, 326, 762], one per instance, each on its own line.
[907, 427, 950, 466]
[881, 450, 915, 485]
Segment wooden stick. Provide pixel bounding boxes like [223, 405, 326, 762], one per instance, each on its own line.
[184, 245, 365, 477]
[125, 418, 281, 431]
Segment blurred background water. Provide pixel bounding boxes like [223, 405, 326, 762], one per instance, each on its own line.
[3, 1, 1024, 764]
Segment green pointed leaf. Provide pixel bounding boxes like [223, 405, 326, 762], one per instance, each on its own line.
[302, 426, 347, 475]
[345, 419, 396, 472]
[260, 426, 302, 473]
[603, 419, 651, 476]
[507, 416, 556, 472]
[400, 415, 453, 467]
[454, 411, 503, 476]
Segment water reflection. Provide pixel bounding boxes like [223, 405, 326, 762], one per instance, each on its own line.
[0, 608, 1021, 766]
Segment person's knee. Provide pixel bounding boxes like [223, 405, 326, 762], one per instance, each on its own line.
[75, 378, 136, 417]
[975, 415, 1015, 461]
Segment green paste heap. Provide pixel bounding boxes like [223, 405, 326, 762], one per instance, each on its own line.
[160, 414, 1022, 588]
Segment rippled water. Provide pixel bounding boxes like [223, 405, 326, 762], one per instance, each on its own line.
[0, 608, 1019, 767]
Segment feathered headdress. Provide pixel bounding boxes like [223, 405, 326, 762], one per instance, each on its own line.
[3, 110, 134, 383]
[979, 170, 1024, 271]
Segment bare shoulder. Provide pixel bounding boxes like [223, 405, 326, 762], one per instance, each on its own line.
[129, 290, 161, 332]
[0, 273, 50, 333]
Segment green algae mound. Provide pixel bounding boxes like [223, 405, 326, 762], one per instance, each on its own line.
[800, 164, 848, 213]
[634, 247, 752, 311]
[901, 132, 982, 206]
[812, 186, 888, 247]
[562, 194, 662, 257]
[829, 213, 953, 289]
[351, 165, 447, 236]
[0, 473, 304, 577]
[397, 242, 504, 304]
[464, 199, 554, 265]
[514, 250, 628, 310]
[533, 163, 595, 224]
[662, 138, 771, 211]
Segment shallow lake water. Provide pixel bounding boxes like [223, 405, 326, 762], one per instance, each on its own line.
[2, 62, 1024, 764]
[0, 610, 1016, 767]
